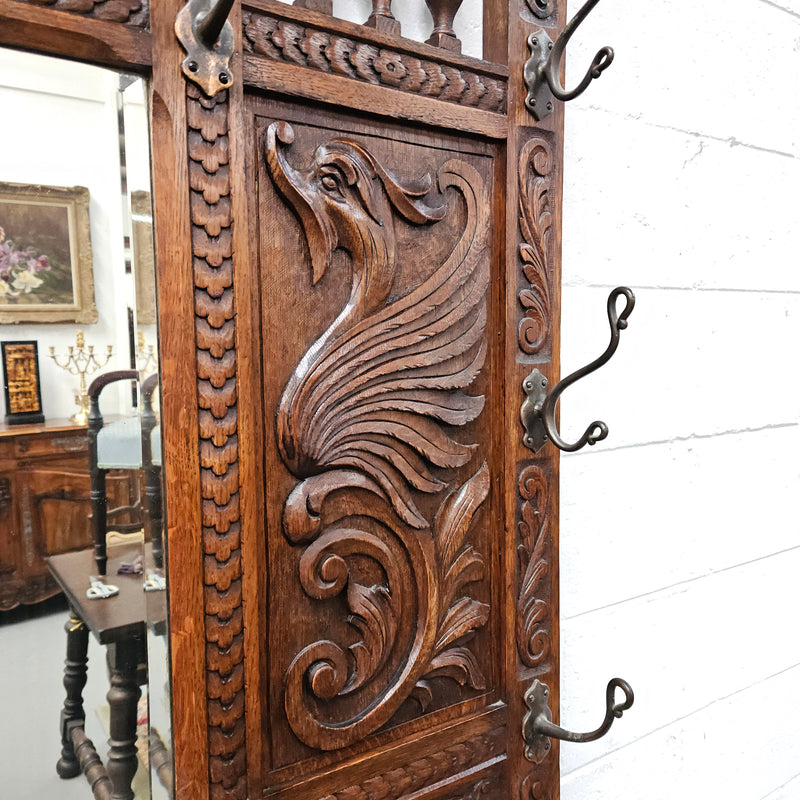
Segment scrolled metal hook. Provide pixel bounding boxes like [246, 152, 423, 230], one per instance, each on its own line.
[521, 287, 635, 453]
[523, 0, 614, 121]
[523, 678, 634, 763]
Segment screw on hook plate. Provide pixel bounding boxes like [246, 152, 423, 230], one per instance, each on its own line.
[523, 0, 614, 121]
[523, 678, 634, 763]
[521, 287, 634, 453]
[175, 0, 235, 97]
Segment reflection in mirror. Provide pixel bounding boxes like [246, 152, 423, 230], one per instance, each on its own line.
[0, 49, 169, 798]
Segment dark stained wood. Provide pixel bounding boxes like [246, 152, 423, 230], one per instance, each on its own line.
[149, 1, 210, 797]
[0, 420, 133, 610]
[57, 613, 90, 780]
[485, 0, 565, 796]
[243, 56, 508, 139]
[0, 0, 151, 70]
[72, 727, 114, 800]
[46, 544, 154, 644]
[425, 0, 464, 52]
[0, 2, 567, 798]
[105, 636, 144, 800]
[364, 0, 400, 36]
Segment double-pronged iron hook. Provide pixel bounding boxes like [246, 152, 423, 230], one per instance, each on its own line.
[523, 0, 614, 121]
[521, 287, 635, 453]
[523, 678, 634, 763]
[175, 0, 236, 97]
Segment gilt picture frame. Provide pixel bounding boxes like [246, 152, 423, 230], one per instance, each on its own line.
[0, 181, 98, 323]
[1, 340, 45, 425]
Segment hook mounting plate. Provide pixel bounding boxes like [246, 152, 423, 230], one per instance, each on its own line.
[175, 0, 234, 97]
[523, 30, 556, 121]
[523, 679, 554, 763]
[521, 368, 549, 452]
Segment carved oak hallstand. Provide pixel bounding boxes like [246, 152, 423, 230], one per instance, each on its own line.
[0, 0, 585, 796]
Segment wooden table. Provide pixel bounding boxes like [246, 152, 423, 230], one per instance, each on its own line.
[46, 543, 166, 800]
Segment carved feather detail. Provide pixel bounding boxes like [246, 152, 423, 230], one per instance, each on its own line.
[270, 127, 492, 748]
[267, 123, 489, 530]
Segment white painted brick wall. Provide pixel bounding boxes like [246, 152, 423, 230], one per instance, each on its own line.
[559, 1, 800, 797]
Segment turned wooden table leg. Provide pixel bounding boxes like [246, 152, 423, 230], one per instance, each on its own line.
[106, 638, 144, 800]
[57, 611, 89, 779]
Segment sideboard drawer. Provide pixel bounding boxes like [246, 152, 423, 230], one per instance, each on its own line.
[15, 433, 88, 459]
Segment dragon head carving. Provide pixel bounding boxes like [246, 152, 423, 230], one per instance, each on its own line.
[266, 121, 445, 298]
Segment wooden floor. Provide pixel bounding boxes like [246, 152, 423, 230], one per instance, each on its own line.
[0, 595, 151, 799]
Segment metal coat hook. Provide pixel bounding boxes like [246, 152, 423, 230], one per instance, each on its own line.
[523, 678, 634, 763]
[523, 0, 614, 121]
[175, 0, 236, 97]
[521, 286, 635, 453]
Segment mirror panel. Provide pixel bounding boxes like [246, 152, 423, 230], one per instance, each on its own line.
[0, 47, 169, 799]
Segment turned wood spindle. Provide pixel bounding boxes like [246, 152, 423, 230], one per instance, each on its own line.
[365, 0, 401, 35]
[425, 0, 464, 52]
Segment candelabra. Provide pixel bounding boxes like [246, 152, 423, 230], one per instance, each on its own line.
[49, 331, 113, 425]
[136, 329, 158, 377]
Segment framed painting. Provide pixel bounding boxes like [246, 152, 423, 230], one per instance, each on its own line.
[0, 181, 98, 323]
[1, 340, 45, 425]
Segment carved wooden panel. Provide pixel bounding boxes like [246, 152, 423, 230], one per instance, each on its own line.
[12, 0, 148, 26]
[254, 97, 501, 788]
[242, 6, 507, 114]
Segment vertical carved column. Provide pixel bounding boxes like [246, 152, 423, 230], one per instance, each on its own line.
[487, 0, 566, 794]
[185, 82, 247, 800]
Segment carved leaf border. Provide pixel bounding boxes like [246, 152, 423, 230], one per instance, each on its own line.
[516, 464, 550, 669]
[517, 137, 553, 359]
[187, 84, 247, 800]
[242, 9, 507, 114]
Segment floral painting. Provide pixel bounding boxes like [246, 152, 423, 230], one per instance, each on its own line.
[0, 182, 97, 323]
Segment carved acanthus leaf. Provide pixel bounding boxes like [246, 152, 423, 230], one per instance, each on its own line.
[517, 465, 550, 668]
[416, 463, 490, 699]
[518, 138, 554, 357]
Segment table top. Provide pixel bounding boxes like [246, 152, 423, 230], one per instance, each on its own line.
[0, 418, 86, 437]
[46, 543, 166, 645]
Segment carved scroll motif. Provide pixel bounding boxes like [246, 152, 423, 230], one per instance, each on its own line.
[516, 464, 550, 669]
[266, 124, 491, 751]
[242, 11, 507, 114]
[186, 84, 247, 800]
[14, 0, 148, 25]
[517, 138, 554, 359]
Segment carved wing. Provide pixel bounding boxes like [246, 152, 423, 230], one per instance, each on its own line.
[278, 159, 489, 529]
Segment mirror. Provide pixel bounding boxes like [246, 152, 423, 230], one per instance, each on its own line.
[0, 49, 169, 798]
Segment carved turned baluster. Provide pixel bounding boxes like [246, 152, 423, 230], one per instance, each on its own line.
[425, 0, 464, 52]
[365, 0, 401, 35]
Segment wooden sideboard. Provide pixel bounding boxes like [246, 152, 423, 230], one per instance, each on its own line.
[0, 419, 133, 610]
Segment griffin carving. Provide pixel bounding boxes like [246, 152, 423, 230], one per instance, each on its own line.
[266, 122, 491, 750]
